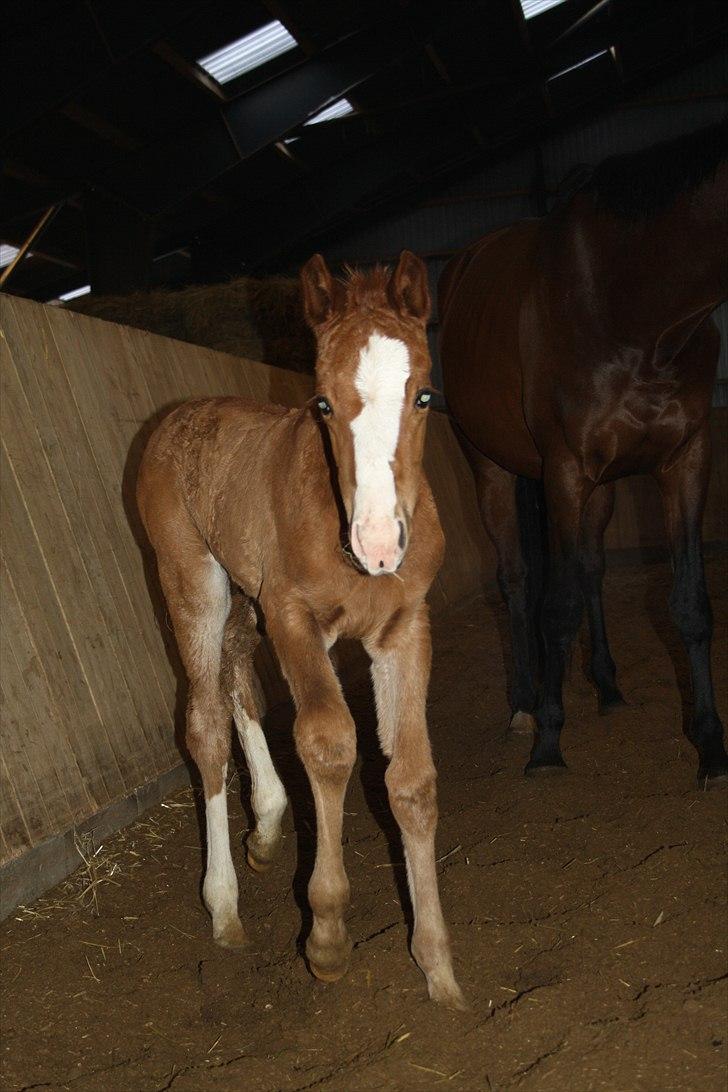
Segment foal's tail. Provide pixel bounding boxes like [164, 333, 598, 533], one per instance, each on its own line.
[515, 475, 547, 627]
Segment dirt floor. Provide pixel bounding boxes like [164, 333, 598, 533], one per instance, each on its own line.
[2, 554, 727, 1092]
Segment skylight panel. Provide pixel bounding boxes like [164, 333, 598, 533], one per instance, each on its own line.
[520, 0, 568, 17]
[305, 98, 354, 126]
[548, 49, 610, 80]
[197, 20, 297, 84]
[0, 244, 20, 267]
[57, 284, 91, 301]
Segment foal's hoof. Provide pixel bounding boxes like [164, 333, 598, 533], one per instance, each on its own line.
[246, 832, 281, 873]
[599, 691, 627, 716]
[246, 847, 273, 873]
[427, 975, 469, 1012]
[213, 917, 248, 949]
[525, 756, 568, 778]
[508, 711, 536, 737]
[306, 935, 352, 984]
[309, 961, 349, 984]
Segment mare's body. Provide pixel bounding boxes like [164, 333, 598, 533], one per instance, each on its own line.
[138, 253, 464, 1008]
[440, 120, 728, 783]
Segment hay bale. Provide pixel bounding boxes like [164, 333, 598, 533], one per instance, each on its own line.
[68, 276, 316, 374]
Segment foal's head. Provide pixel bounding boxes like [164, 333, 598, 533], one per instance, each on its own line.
[300, 251, 434, 576]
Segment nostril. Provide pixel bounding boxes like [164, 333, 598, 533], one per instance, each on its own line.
[378, 560, 384, 569]
[397, 520, 406, 549]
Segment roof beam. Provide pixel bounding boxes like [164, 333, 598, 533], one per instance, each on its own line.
[0, 205, 61, 288]
[261, 0, 317, 56]
[191, 114, 463, 271]
[151, 40, 226, 102]
[60, 101, 142, 151]
[93, 17, 422, 215]
[221, 21, 418, 163]
[1, 1, 204, 143]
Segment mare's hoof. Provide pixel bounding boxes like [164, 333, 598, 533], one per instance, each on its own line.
[697, 768, 728, 790]
[213, 918, 248, 949]
[524, 758, 568, 778]
[599, 693, 627, 716]
[508, 711, 536, 737]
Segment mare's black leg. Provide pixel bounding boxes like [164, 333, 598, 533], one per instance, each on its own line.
[457, 437, 539, 733]
[654, 427, 727, 785]
[527, 461, 592, 774]
[580, 483, 626, 713]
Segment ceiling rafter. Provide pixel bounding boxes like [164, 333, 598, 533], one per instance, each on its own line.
[2, 0, 724, 301]
[151, 40, 227, 102]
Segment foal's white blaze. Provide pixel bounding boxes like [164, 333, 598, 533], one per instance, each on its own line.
[350, 332, 410, 574]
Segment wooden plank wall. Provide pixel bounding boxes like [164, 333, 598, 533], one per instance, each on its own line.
[1, 293, 726, 886]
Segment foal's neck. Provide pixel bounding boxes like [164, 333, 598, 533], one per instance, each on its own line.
[286, 404, 346, 523]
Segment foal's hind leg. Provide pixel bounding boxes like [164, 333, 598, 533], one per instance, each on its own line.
[222, 596, 288, 871]
[580, 484, 626, 714]
[235, 701, 288, 872]
[457, 437, 539, 736]
[158, 550, 245, 948]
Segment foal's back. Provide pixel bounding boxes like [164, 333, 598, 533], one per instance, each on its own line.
[138, 395, 301, 597]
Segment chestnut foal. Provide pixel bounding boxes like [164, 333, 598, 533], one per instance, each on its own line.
[137, 251, 464, 1009]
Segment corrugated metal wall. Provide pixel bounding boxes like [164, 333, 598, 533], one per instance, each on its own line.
[323, 52, 728, 406]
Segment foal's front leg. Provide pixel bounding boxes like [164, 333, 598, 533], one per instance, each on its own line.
[267, 608, 356, 980]
[368, 605, 465, 1010]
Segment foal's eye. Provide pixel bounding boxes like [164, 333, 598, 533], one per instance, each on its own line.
[414, 388, 432, 409]
[316, 396, 333, 417]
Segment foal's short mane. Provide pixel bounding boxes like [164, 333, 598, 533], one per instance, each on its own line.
[338, 264, 394, 311]
[579, 117, 728, 219]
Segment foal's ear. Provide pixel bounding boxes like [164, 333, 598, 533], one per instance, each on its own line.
[389, 250, 430, 322]
[300, 253, 339, 328]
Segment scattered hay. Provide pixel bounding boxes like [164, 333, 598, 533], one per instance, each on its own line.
[70, 831, 122, 916]
[14, 833, 123, 922]
[67, 276, 316, 374]
[14, 787, 198, 923]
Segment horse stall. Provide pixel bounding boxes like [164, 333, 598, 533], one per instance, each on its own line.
[1, 290, 726, 1091]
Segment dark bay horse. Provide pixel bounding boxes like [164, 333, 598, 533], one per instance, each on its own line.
[439, 120, 728, 786]
[138, 252, 464, 1008]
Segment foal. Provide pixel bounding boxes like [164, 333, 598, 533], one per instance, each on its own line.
[137, 251, 464, 1009]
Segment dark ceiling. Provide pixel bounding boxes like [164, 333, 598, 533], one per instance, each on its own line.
[1, 0, 726, 301]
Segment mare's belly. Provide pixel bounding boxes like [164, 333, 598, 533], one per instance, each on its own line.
[583, 402, 698, 482]
[452, 390, 542, 479]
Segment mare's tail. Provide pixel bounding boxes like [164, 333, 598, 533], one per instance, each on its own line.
[515, 475, 547, 639]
